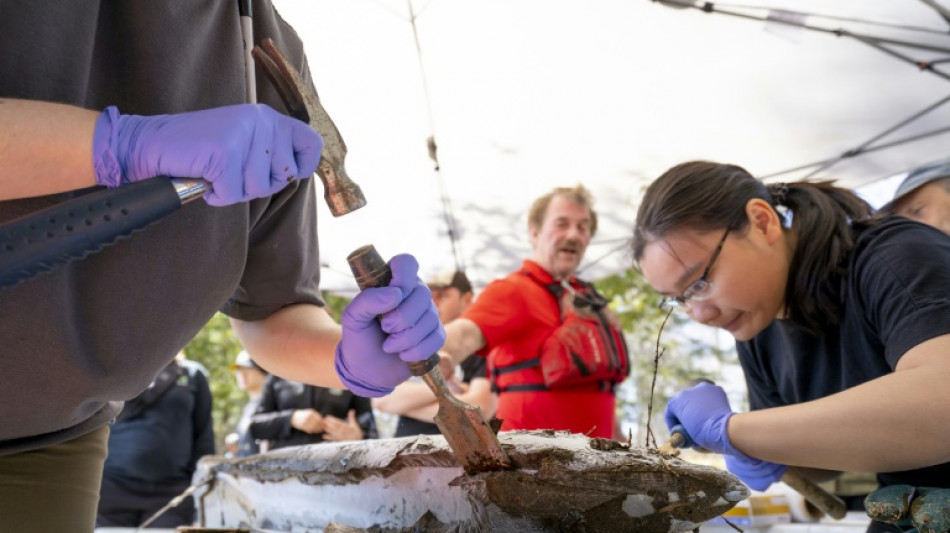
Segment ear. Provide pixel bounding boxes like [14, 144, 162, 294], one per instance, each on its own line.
[528, 224, 540, 248]
[745, 198, 783, 245]
[462, 292, 474, 306]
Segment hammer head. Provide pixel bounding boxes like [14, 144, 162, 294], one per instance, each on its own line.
[254, 39, 367, 217]
[318, 159, 366, 217]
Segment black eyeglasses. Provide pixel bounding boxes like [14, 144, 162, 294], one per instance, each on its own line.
[659, 227, 730, 312]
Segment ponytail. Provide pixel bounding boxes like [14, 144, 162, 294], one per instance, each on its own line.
[778, 182, 872, 332]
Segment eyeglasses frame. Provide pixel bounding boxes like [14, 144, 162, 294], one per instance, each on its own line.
[659, 226, 731, 312]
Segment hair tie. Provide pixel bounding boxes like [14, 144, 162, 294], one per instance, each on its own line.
[767, 182, 789, 206]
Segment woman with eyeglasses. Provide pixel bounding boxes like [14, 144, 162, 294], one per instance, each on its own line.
[633, 161, 950, 532]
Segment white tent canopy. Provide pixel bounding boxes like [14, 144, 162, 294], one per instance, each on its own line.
[273, 0, 950, 294]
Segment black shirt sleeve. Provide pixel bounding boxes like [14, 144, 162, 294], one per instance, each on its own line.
[460, 354, 488, 383]
[850, 219, 950, 367]
[248, 376, 294, 440]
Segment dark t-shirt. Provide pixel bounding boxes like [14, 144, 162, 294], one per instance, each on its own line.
[0, 2, 324, 455]
[737, 217, 950, 487]
[249, 376, 377, 450]
[394, 355, 488, 437]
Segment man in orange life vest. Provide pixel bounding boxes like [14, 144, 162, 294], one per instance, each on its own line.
[439, 185, 629, 439]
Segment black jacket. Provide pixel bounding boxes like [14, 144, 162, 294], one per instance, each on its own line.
[249, 376, 376, 450]
[104, 360, 215, 488]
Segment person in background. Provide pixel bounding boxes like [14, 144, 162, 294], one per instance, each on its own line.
[434, 185, 629, 439]
[0, 4, 443, 531]
[632, 161, 950, 533]
[879, 157, 950, 235]
[229, 350, 270, 456]
[373, 270, 495, 437]
[249, 376, 378, 450]
[224, 433, 239, 459]
[96, 352, 213, 528]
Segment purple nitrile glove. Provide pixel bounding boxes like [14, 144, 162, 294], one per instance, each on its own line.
[725, 454, 787, 492]
[335, 254, 446, 397]
[664, 381, 743, 456]
[666, 382, 787, 491]
[92, 104, 323, 206]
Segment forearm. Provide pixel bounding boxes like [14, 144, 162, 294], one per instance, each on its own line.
[442, 318, 486, 365]
[400, 403, 439, 423]
[388, 380, 495, 424]
[455, 379, 496, 417]
[730, 363, 950, 472]
[372, 381, 437, 415]
[0, 99, 99, 199]
[231, 303, 344, 389]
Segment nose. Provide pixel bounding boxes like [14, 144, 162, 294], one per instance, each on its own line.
[567, 224, 589, 242]
[686, 299, 720, 325]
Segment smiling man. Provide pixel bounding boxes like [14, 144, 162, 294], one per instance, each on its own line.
[438, 185, 628, 439]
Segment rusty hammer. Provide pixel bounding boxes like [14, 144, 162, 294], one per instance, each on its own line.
[252, 38, 366, 217]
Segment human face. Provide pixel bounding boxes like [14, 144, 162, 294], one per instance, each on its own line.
[893, 181, 950, 236]
[430, 286, 471, 323]
[659, 227, 730, 312]
[235, 367, 267, 395]
[638, 218, 789, 341]
[529, 195, 592, 280]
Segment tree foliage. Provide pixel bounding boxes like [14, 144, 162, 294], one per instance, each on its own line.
[182, 312, 244, 454]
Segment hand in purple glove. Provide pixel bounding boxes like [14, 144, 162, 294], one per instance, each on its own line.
[335, 254, 446, 397]
[92, 104, 323, 206]
[664, 381, 741, 456]
[725, 454, 787, 492]
[666, 382, 785, 490]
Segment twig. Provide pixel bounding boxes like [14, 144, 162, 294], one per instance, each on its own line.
[644, 309, 674, 448]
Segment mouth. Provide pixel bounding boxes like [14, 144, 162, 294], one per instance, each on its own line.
[558, 243, 581, 256]
[721, 313, 743, 333]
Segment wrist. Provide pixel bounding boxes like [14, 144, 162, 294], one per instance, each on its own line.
[721, 412, 756, 461]
[92, 106, 122, 188]
[334, 345, 393, 398]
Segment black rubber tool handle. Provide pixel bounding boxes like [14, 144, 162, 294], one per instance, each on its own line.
[0, 179, 182, 290]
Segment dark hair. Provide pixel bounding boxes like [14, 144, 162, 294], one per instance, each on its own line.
[528, 184, 598, 237]
[632, 161, 873, 334]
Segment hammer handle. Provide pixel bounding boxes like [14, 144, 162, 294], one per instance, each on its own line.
[0, 178, 204, 291]
[782, 468, 847, 520]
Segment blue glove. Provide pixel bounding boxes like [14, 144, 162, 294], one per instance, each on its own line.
[667, 382, 788, 491]
[335, 254, 445, 397]
[725, 453, 787, 492]
[664, 381, 740, 456]
[93, 104, 323, 206]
